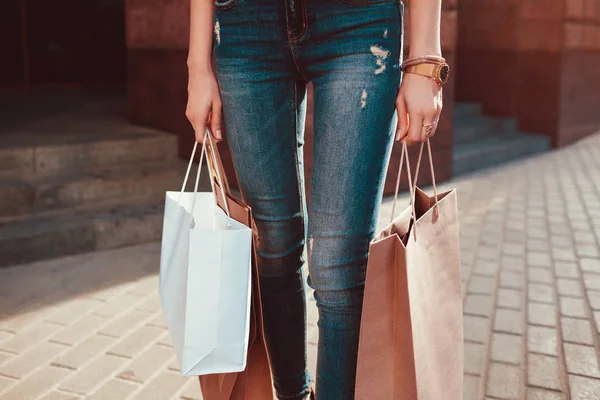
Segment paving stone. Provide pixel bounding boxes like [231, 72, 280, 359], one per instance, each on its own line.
[87, 378, 140, 400]
[59, 354, 127, 394]
[501, 256, 525, 272]
[494, 308, 523, 335]
[569, 375, 600, 400]
[528, 267, 553, 284]
[463, 342, 485, 375]
[580, 257, 600, 273]
[93, 293, 145, 318]
[53, 334, 116, 370]
[504, 242, 525, 257]
[0, 365, 71, 400]
[582, 272, 600, 291]
[0, 321, 62, 354]
[98, 310, 153, 338]
[497, 288, 522, 309]
[528, 325, 558, 356]
[118, 344, 174, 383]
[107, 325, 163, 359]
[0, 375, 18, 393]
[464, 294, 493, 317]
[46, 298, 103, 326]
[500, 270, 523, 289]
[527, 387, 564, 400]
[129, 371, 190, 400]
[468, 275, 496, 295]
[0, 341, 68, 379]
[528, 302, 557, 327]
[528, 353, 562, 391]
[589, 292, 600, 310]
[552, 247, 578, 262]
[51, 313, 110, 346]
[527, 239, 550, 252]
[561, 317, 594, 345]
[473, 260, 500, 276]
[146, 313, 168, 330]
[0, 350, 13, 366]
[556, 278, 583, 297]
[528, 252, 552, 267]
[551, 235, 573, 248]
[463, 374, 480, 400]
[577, 245, 600, 258]
[490, 332, 521, 364]
[39, 391, 82, 400]
[486, 362, 521, 399]
[563, 343, 600, 378]
[528, 283, 554, 304]
[560, 297, 587, 318]
[180, 378, 203, 400]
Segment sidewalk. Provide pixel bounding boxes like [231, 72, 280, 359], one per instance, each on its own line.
[1, 132, 599, 400]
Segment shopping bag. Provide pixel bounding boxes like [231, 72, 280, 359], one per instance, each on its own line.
[159, 130, 253, 376]
[355, 140, 463, 400]
[198, 131, 274, 399]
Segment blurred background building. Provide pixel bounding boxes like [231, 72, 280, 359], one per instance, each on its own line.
[1, 0, 599, 265]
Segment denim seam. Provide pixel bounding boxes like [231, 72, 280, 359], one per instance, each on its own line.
[289, 45, 309, 82]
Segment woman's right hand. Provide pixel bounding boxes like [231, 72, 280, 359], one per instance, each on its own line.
[186, 70, 223, 143]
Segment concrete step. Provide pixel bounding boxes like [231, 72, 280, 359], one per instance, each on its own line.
[0, 201, 166, 268]
[453, 103, 482, 119]
[0, 127, 178, 177]
[0, 173, 215, 267]
[0, 159, 190, 219]
[453, 133, 550, 176]
[453, 116, 519, 144]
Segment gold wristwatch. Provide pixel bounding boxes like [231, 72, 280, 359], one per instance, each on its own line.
[404, 62, 450, 86]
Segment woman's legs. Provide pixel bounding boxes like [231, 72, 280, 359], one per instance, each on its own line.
[214, 1, 403, 398]
[302, 3, 403, 398]
[214, 3, 311, 398]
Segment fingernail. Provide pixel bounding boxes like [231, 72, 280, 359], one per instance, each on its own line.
[215, 129, 222, 139]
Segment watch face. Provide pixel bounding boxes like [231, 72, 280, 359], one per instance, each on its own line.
[439, 64, 450, 84]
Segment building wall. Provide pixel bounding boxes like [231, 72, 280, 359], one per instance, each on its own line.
[456, 0, 600, 147]
[126, 0, 457, 192]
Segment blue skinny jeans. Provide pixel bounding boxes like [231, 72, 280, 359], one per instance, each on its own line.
[213, 0, 403, 398]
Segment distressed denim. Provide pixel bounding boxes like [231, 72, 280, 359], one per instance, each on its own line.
[213, 0, 403, 398]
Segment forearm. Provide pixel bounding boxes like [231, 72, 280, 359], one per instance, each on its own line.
[406, 0, 442, 58]
[187, 0, 215, 73]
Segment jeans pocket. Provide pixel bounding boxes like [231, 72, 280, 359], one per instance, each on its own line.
[215, 0, 241, 10]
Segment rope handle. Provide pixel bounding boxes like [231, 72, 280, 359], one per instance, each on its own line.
[389, 138, 440, 225]
[178, 128, 231, 220]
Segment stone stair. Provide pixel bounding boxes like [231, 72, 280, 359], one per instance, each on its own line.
[452, 103, 550, 176]
[0, 124, 204, 268]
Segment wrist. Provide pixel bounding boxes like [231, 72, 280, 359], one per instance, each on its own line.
[408, 45, 442, 59]
[187, 55, 213, 74]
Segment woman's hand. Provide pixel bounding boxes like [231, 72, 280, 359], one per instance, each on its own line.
[186, 70, 223, 143]
[395, 72, 443, 145]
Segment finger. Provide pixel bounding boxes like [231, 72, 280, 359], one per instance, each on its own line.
[210, 100, 223, 141]
[190, 106, 210, 143]
[395, 98, 409, 141]
[406, 111, 423, 146]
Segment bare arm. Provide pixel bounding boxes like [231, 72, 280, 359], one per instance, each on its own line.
[406, 0, 442, 58]
[186, 0, 223, 142]
[395, 0, 444, 145]
[187, 1, 215, 73]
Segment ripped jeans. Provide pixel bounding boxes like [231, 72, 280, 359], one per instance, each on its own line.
[213, 0, 403, 398]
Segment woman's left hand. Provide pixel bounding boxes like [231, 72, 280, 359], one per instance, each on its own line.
[395, 73, 443, 145]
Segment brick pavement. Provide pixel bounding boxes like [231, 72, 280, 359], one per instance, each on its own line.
[1, 132, 600, 400]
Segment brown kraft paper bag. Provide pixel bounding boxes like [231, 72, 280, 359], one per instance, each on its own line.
[355, 140, 464, 400]
[199, 133, 274, 399]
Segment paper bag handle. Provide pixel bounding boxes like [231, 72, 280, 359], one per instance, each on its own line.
[389, 139, 440, 224]
[178, 129, 231, 218]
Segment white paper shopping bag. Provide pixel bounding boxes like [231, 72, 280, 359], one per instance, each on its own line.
[159, 131, 253, 376]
